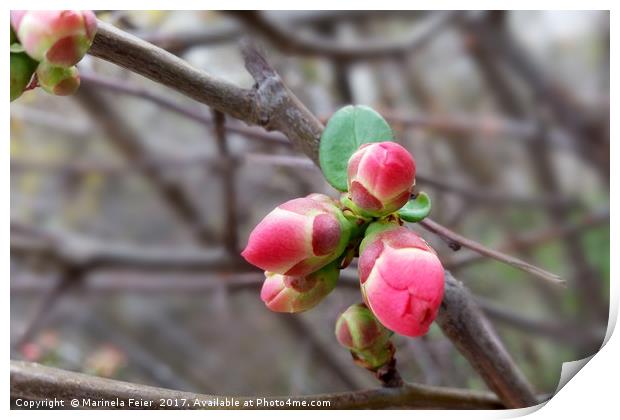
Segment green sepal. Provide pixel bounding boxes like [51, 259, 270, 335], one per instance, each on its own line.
[398, 192, 432, 223]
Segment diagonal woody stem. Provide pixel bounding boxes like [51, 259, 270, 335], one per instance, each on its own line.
[419, 218, 565, 286]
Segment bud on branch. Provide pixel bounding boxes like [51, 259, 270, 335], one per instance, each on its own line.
[359, 221, 445, 337]
[345, 142, 415, 217]
[242, 194, 353, 277]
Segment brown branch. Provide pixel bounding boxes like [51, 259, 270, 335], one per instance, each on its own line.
[89, 21, 324, 166]
[436, 273, 538, 408]
[81, 71, 569, 150]
[11, 361, 504, 409]
[419, 218, 565, 286]
[79, 72, 290, 146]
[82, 21, 544, 406]
[227, 11, 461, 61]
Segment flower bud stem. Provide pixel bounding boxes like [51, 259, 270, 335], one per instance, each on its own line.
[374, 358, 404, 388]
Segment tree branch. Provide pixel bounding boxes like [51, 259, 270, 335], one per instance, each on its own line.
[11, 361, 504, 409]
[419, 218, 565, 286]
[79, 72, 290, 146]
[89, 21, 324, 166]
[444, 209, 609, 270]
[436, 273, 538, 408]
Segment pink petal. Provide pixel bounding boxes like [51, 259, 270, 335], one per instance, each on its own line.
[241, 209, 310, 273]
[372, 143, 415, 200]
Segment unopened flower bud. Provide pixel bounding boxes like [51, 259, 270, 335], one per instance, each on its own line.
[335, 303, 394, 370]
[10, 52, 38, 101]
[11, 10, 97, 67]
[36, 62, 80, 96]
[359, 222, 444, 337]
[242, 193, 353, 277]
[346, 141, 415, 217]
[261, 261, 339, 313]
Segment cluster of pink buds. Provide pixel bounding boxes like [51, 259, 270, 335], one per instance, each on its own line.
[242, 194, 354, 312]
[10, 10, 97, 101]
[243, 111, 445, 374]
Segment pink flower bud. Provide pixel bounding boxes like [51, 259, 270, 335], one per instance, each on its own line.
[11, 10, 97, 67]
[260, 261, 339, 313]
[36, 62, 80, 96]
[242, 194, 353, 277]
[335, 303, 394, 369]
[358, 222, 444, 337]
[346, 142, 415, 217]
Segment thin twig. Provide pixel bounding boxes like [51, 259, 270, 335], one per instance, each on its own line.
[444, 209, 610, 269]
[79, 72, 290, 146]
[419, 218, 565, 286]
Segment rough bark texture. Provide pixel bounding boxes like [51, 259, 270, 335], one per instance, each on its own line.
[436, 273, 538, 408]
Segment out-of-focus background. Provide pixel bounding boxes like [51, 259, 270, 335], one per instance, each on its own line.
[10, 11, 609, 397]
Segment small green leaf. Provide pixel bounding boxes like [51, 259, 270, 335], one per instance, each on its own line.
[398, 192, 432, 223]
[319, 105, 393, 191]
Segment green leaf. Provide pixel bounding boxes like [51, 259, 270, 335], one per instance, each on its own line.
[319, 105, 393, 191]
[398, 192, 432, 223]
